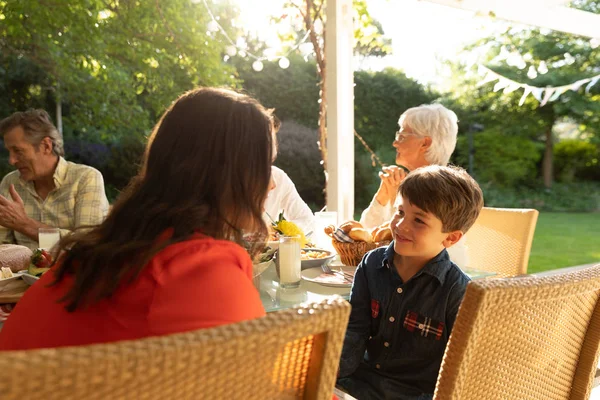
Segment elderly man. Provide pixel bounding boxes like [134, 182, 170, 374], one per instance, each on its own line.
[0, 109, 109, 250]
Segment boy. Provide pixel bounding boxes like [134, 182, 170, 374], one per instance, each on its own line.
[337, 165, 484, 400]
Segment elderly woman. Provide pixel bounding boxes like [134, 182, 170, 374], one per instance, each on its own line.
[360, 104, 470, 267]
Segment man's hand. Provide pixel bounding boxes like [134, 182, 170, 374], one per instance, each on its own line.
[0, 184, 29, 230]
[374, 166, 408, 206]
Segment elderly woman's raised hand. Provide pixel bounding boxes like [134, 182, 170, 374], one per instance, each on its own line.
[374, 165, 407, 207]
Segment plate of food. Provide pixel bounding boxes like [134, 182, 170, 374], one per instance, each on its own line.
[253, 246, 277, 278]
[19, 249, 53, 286]
[301, 265, 357, 288]
[301, 248, 336, 270]
[0, 267, 20, 288]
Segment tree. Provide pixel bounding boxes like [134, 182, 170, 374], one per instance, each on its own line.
[0, 0, 237, 140]
[445, 0, 600, 188]
[272, 0, 391, 185]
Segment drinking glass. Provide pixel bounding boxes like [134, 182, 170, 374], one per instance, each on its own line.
[278, 235, 302, 289]
[38, 228, 60, 251]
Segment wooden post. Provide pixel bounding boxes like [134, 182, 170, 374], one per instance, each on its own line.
[325, 0, 354, 222]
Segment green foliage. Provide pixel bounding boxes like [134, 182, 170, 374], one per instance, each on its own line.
[354, 68, 436, 155]
[104, 135, 146, 191]
[454, 130, 542, 187]
[235, 55, 320, 128]
[554, 139, 599, 182]
[273, 121, 324, 210]
[481, 182, 600, 212]
[0, 0, 237, 141]
[444, 1, 600, 186]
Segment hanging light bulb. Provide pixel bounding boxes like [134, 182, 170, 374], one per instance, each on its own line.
[252, 60, 264, 72]
[278, 57, 290, 69]
[207, 20, 220, 32]
[527, 66, 538, 79]
[564, 53, 575, 65]
[538, 61, 549, 74]
[225, 45, 237, 57]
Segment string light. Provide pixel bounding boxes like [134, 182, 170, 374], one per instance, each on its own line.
[252, 60, 264, 72]
[198, 0, 312, 70]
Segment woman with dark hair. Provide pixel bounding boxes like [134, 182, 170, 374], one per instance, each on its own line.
[0, 87, 276, 350]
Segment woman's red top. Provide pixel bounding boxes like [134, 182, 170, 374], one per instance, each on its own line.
[0, 236, 265, 350]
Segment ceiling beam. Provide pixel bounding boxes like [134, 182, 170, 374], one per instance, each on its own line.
[419, 0, 600, 39]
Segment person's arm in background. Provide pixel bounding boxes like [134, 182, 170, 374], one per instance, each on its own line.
[359, 198, 394, 230]
[359, 166, 406, 229]
[338, 260, 372, 377]
[0, 177, 16, 245]
[60, 168, 109, 238]
[271, 167, 316, 234]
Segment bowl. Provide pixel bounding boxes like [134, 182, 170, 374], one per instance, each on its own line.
[253, 259, 274, 278]
[20, 272, 40, 286]
[300, 248, 335, 270]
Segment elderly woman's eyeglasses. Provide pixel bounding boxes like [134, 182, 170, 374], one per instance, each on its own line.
[394, 131, 420, 143]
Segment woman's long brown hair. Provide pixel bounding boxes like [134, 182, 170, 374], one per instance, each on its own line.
[53, 88, 275, 311]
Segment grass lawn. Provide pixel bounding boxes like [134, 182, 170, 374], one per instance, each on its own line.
[528, 212, 600, 274]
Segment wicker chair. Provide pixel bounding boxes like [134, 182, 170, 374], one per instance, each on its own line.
[0, 297, 351, 400]
[434, 264, 600, 400]
[466, 207, 539, 277]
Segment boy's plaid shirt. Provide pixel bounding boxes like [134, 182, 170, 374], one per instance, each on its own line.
[338, 244, 471, 396]
[0, 157, 109, 250]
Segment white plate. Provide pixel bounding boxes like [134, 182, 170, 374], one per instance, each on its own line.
[301, 265, 357, 288]
[20, 272, 40, 286]
[0, 274, 21, 288]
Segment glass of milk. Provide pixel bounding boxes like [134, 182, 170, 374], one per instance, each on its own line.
[38, 228, 60, 251]
[278, 235, 302, 289]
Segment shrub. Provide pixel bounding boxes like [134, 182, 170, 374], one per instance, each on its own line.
[454, 130, 542, 187]
[104, 135, 146, 191]
[554, 139, 599, 182]
[481, 182, 600, 212]
[63, 139, 111, 171]
[274, 120, 324, 210]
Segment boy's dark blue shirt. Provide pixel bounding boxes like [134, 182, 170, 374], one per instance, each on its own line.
[337, 243, 470, 399]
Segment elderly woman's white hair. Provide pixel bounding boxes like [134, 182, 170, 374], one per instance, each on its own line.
[398, 104, 458, 165]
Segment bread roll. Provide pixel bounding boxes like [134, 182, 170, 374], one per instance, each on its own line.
[339, 220, 363, 234]
[370, 226, 380, 241]
[324, 225, 336, 236]
[348, 227, 373, 243]
[0, 244, 33, 272]
[374, 227, 393, 242]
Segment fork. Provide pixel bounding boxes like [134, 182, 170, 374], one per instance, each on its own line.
[321, 262, 354, 281]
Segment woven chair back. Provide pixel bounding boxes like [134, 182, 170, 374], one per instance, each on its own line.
[434, 264, 600, 400]
[0, 297, 351, 400]
[467, 207, 539, 277]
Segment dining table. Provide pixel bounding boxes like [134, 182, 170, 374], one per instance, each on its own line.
[258, 257, 498, 313]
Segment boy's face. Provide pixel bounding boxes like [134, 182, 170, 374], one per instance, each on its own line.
[390, 196, 462, 259]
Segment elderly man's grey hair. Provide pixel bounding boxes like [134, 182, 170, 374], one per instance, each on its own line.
[398, 104, 458, 165]
[0, 109, 65, 157]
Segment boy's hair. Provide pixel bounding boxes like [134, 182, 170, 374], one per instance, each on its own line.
[398, 165, 483, 233]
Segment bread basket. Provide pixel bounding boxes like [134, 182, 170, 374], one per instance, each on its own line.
[332, 240, 389, 266]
